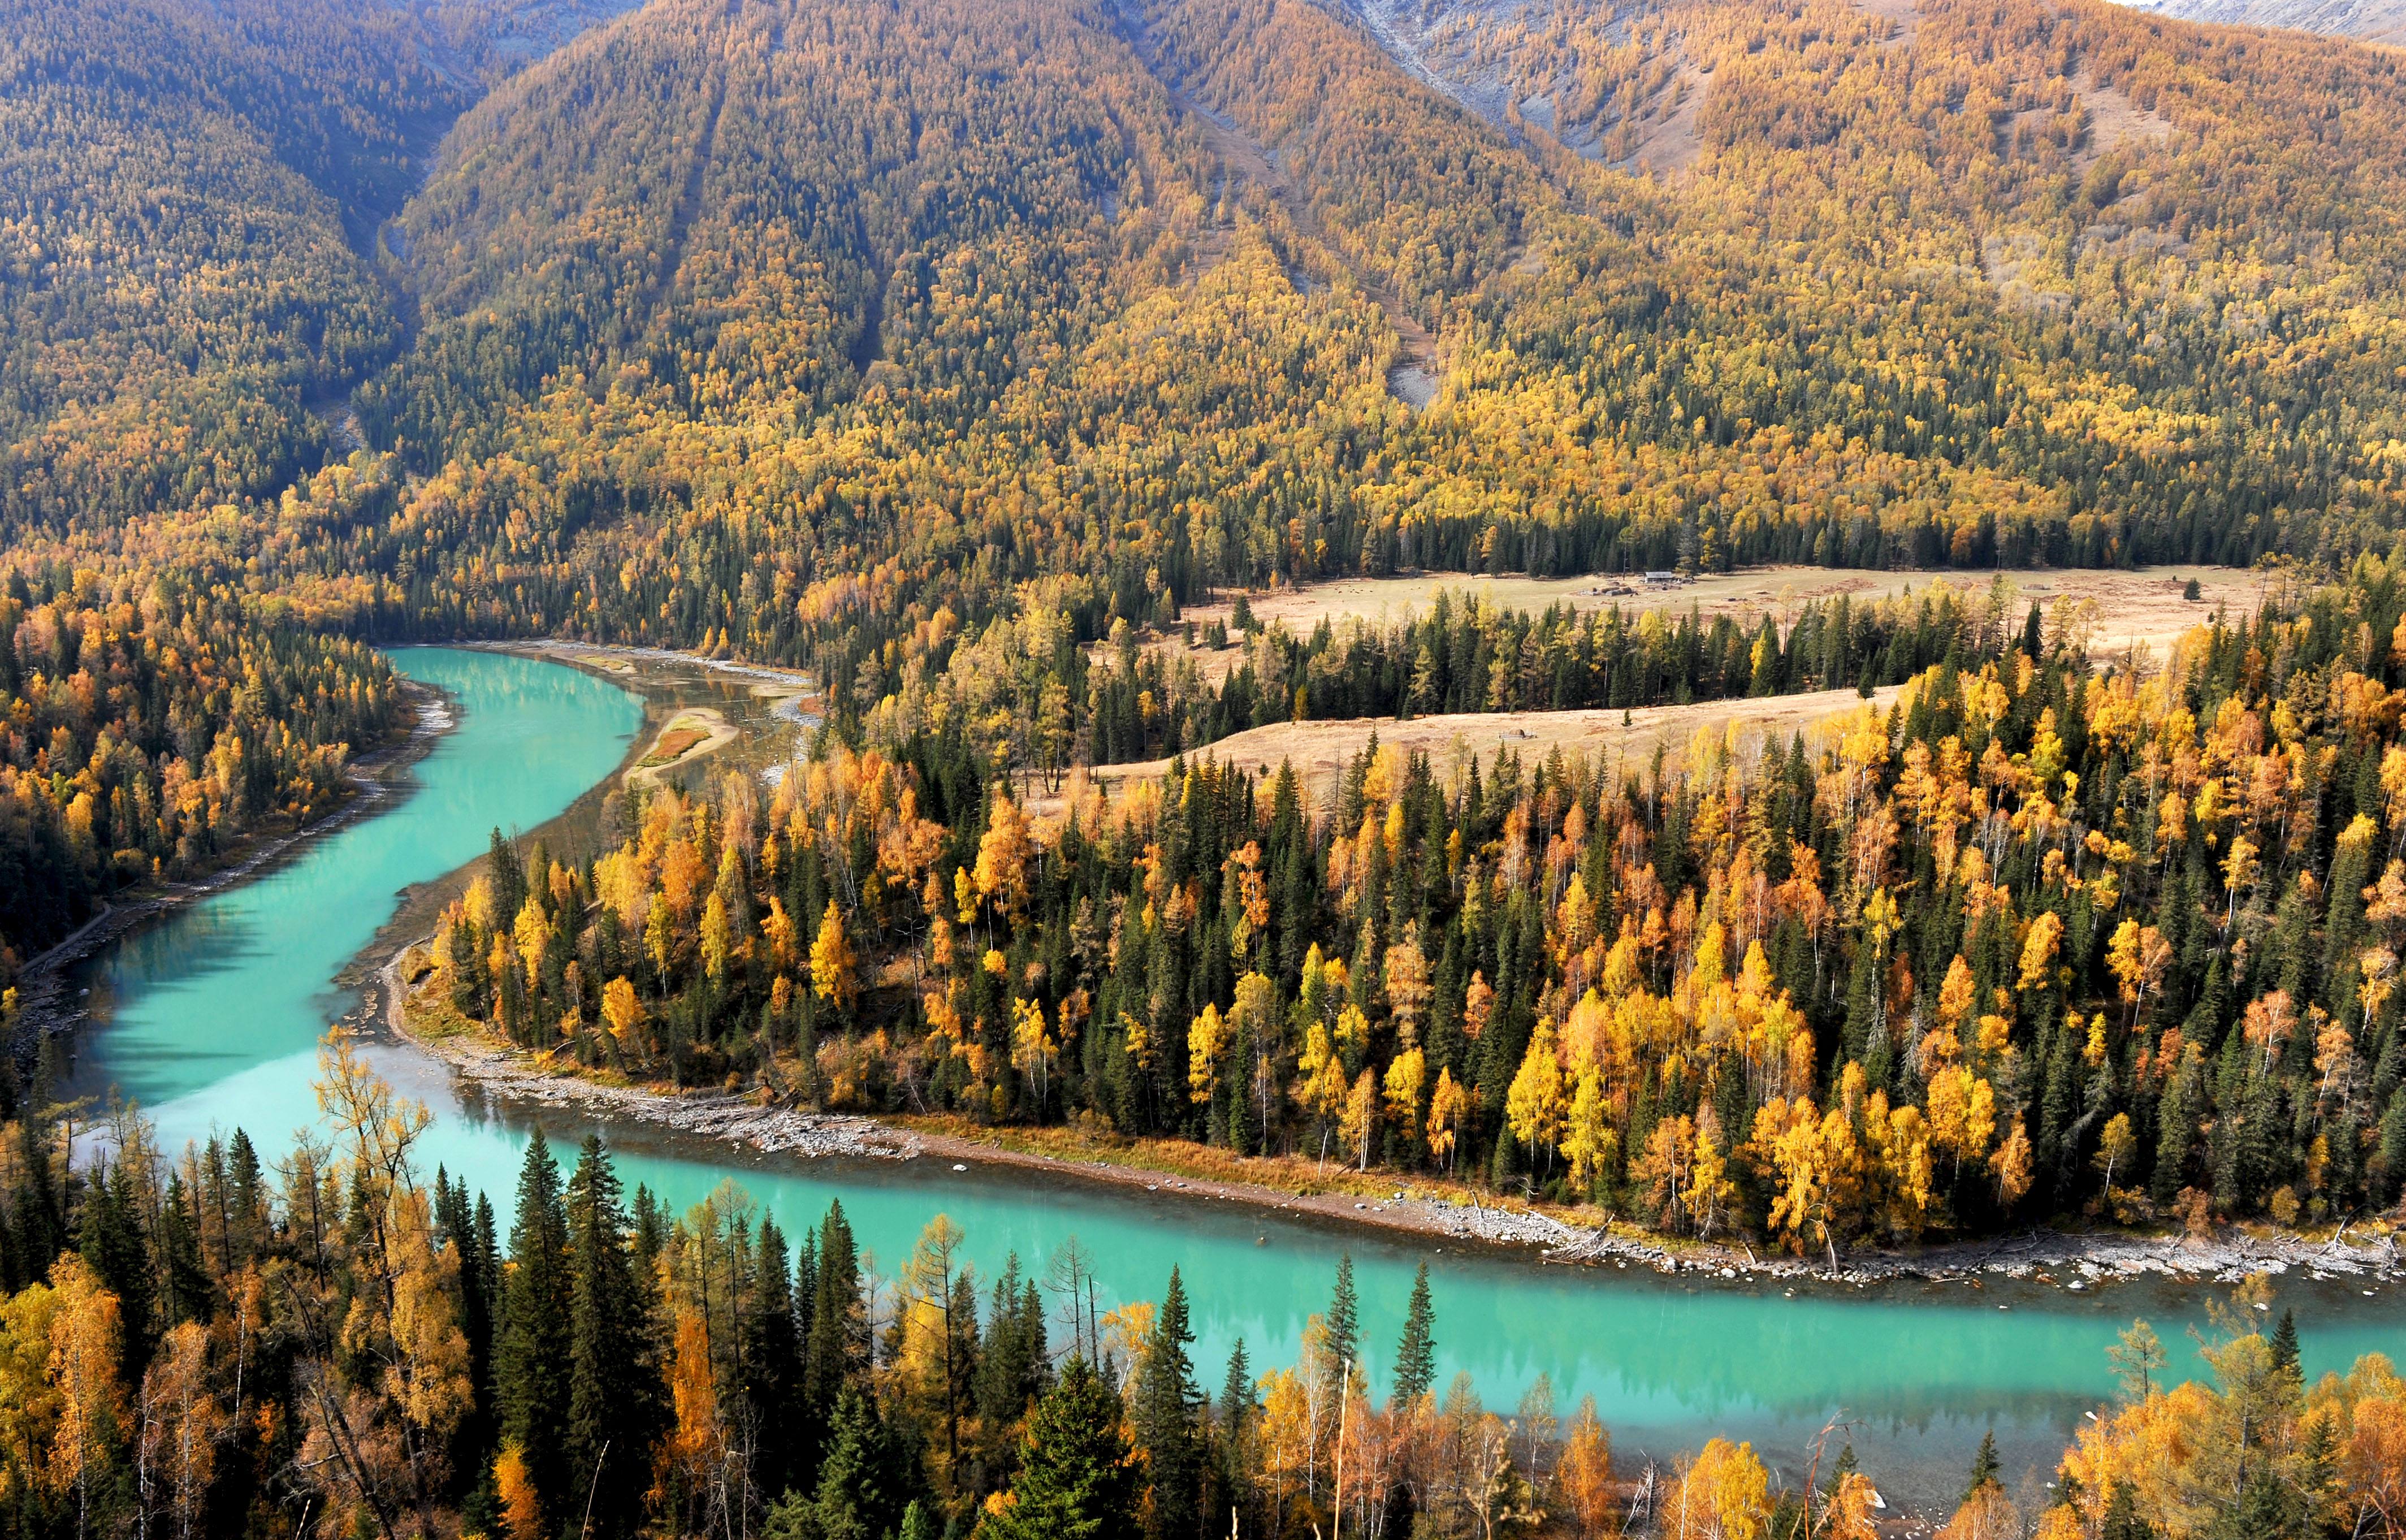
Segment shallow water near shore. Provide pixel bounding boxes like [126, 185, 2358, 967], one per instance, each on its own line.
[60, 647, 2405, 1513]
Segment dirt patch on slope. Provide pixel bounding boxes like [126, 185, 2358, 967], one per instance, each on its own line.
[2073, 64, 2173, 166]
[1616, 60, 1710, 175]
[1857, 0, 1920, 48]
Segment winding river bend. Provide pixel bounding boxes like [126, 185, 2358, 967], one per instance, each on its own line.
[57, 648, 2403, 1511]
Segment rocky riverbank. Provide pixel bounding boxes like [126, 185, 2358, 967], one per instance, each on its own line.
[375, 953, 2406, 1292]
[378, 950, 918, 1162]
[1536, 1210, 2402, 1287]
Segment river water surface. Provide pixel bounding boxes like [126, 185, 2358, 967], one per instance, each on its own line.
[59, 647, 2403, 1512]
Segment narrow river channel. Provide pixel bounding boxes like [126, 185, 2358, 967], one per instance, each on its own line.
[57, 647, 2403, 1512]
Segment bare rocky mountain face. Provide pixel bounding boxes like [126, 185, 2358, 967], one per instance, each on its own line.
[2110, 0, 2406, 44]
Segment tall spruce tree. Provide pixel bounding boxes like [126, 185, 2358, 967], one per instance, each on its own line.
[1392, 1264, 1436, 1407]
[1217, 1340, 1256, 1523]
[748, 1215, 807, 1499]
[975, 1254, 1049, 1468]
[1326, 1253, 1359, 1383]
[2269, 1308, 2301, 1385]
[1964, 1430, 2001, 1503]
[2102, 1481, 2158, 1540]
[767, 1383, 914, 1540]
[496, 1130, 573, 1522]
[488, 828, 526, 926]
[565, 1136, 663, 1540]
[1133, 1268, 1202, 1540]
[803, 1199, 864, 1482]
[77, 1157, 153, 1381]
[976, 1357, 1140, 1540]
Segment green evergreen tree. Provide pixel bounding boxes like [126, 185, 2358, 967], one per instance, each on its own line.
[766, 1383, 914, 1540]
[488, 827, 526, 928]
[1326, 1253, 1358, 1382]
[435, 1169, 500, 1495]
[750, 1215, 807, 1499]
[973, 1357, 1140, 1540]
[2269, 1308, 2301, 1386]
[2213, 1469, 2307, 1539]
[1391, 1263, 1436, 1407]
[496, 1129, 573, 1522]
[1132, 1268, 1202, 1540]
[565, 1136, 664, 1540]
[77, 1157, 153, 1381]
[1825, 1442, 1858, 1496]
[2101, 1481, 2157, 1540]
[804, 1200, 864, 1480]
[1964, 1430, 2001, 1503]
[1218, 1339, 1256, 1522]
[975, 1255, 1047, 1455]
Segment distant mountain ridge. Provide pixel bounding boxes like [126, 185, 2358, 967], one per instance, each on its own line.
[15, 0, 2406, 659]
[2110, 0, 2406, 45]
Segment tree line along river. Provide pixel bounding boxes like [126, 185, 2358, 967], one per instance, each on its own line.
[57, 646, 2404, 1511]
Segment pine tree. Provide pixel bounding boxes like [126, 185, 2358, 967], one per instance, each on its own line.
[804, 1200, 864, 1481]
[154, 1173, 208, 1329]
[1392, 1263, 1435, 1407]
[226, 1128, 265, 1266]
[77, 1157, 153, 1381]
[436, 1169, 500, 1496]
[1964, 1430, 2000, 1503]
[489, 828, 526, 927]
[2269, 1308, 2301, 1385]
[975, 1357, 1140, 1540]
[749, 1215, 807, 1499]
[2216, 1469, 2308, 1539]
[1133, 1268, 1202, 1540]
[1217, 1339, 1256, 1524]
[565, 1136, 663, 1540]
[767, 1383, 913, 1540]
[496, 1130, 573, 1524]
[975, 1255, 1048, 1463]
[1326, 1253, 1358, 1382]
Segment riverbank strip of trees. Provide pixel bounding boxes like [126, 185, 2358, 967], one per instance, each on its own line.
[0, 1032, 2400, 1538]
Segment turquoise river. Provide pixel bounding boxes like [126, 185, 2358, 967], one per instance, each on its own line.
[57, 646, 2403, 1511]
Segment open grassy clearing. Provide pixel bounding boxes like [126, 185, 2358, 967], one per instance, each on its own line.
[1153, 563, 2264, 682]
[1035, 683, 1906, 814]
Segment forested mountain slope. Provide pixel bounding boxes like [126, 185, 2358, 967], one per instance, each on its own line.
[10, 0, 2406, 711]
[0, 0, 636, 551]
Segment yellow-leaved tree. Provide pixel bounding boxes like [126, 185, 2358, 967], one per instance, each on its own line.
[1664, 1437, 1768, 1540]
[810, 900, 857, 1010]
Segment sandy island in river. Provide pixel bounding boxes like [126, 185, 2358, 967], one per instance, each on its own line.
[628, 707, 738, 784]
